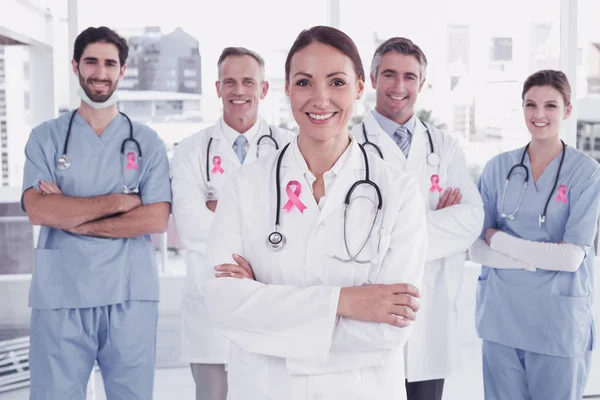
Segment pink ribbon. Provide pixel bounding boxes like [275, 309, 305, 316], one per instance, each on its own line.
[555, 185, 568, 204]
[283, 180, 307, 213]
[429, 174, 442, 192]
[211, 156, 224, 174]
[126, 152, 139, 170]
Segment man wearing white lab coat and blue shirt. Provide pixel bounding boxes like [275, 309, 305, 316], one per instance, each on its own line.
[351, 37, 484, 400]
[171, 46, 295, 400]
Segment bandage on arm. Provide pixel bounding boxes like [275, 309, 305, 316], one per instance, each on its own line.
[490, 231, 585, 272]
[469, 239, 536, 271]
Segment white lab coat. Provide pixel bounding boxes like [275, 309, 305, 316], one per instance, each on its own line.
[351, 112, 484, 382]
[171, 118, 295, 363]
[202, 137, 428, 400]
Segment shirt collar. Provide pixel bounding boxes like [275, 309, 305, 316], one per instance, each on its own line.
[371, 109, 418, 138]
[219, 117, 261, 147]
[291, 135, 355, 182]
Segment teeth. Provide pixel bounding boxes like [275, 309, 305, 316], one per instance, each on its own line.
[309, 113, 334, 120]
[390, 95, 407, 101]
[533, 123, 548, 127]
[232, 100, 247, 104]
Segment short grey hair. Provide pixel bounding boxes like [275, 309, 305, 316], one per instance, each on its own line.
[217, 46, 265, 80]
[371, 37, 427, 81]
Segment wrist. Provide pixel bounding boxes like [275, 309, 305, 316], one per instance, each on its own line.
[337, 287, 352, 317]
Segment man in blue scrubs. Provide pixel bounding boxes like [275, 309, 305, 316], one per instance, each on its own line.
[21, 26, 171, 399]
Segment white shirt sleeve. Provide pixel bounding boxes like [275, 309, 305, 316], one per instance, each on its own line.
[490, 232, 586, 273]
[468, 239, 536, 271]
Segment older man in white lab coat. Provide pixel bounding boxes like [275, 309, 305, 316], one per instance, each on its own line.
[351, 37, 484, 400]
[171, 46, 295, 400]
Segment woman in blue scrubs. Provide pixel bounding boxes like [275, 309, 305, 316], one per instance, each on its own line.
[470, 70, 600, 400]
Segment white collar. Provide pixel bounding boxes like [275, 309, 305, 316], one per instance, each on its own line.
[219, 118, 261, 147]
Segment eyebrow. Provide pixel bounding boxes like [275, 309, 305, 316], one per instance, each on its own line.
[292, 71, 348, 78]
[82, 56, 118, 64]
[381, 69, 418, 78]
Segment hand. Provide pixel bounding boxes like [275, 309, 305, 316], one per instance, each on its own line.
[119, 193, 142, 213]
[206, 200, 218, 212]
[485, 228, 501, 245]
[215, 254, 255, 280]
[66, 223, 91, 236]
[436, 188, 462, 210]
[39, 180, 62, 195]
[337, 283, 420, 328]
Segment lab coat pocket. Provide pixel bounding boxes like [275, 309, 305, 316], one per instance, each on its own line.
[545, 294, 592, 357]
[31, 249, 63, 307]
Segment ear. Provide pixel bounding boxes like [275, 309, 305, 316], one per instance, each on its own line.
[71, 59, 79, 76]
[119, 64, 127, 80]
[260, 80, 269, 100]
[564, 103, 573, 120]
[357, 80, 365, 100]
[418, 76, 427, 93]
[370, 73, 377, 90]
[284, 80, 290, 96]
[215, 80, 222, 98]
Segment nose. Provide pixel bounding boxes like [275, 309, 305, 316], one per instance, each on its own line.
[312, 84, 330, 109]
[232, 82, 245, 96]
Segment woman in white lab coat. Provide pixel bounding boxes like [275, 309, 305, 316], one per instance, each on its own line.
[202, 26, 428, 400]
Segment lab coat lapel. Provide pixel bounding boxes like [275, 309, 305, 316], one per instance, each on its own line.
[316, 142, 364, 226]
[407, 121, 432, 203]
[363, 112, 407, 169]
[212, 123, 242, 169]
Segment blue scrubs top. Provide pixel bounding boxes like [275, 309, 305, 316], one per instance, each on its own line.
[476, 145, 600, 357]
[21, 111, 172, 310]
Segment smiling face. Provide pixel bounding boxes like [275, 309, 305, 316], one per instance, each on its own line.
[522, 85, 571, 142]
[72, 41, 125, 102]
[371, 51, 425, 125]
[285, 41, 364, 143]
[216, 55, 268, 129]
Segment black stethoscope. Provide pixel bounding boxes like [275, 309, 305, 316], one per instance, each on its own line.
[58, 109, 142, 193]
[361, 119, 440, 167]
[500, 140, 566, 227]
[205, 127, 279, 200]
[267, 142, 383, 260]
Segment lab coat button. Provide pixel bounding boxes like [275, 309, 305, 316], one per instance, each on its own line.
[312, 394, 324, 400]
[317, 223, 324, 230]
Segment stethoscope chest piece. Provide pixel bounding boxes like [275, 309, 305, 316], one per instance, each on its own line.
[57, 154, 71, 170]
[427, 153, 440, 167]
[266, 230, 287, 251]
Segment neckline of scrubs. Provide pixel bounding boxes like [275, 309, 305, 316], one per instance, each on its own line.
[72, 111, 128, 145]
[522, 148, 565, 190]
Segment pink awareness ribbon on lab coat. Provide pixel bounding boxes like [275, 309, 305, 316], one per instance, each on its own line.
[126, 152, 139, 170]
[555, 185, 568, 204]
[429, 174, 443, 192]
[211, 156, 224, 174]
[283, 180, 307, 213]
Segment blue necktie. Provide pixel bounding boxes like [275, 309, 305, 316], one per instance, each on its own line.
[394, 125, 411, 157]
[233, 135, 248, 163]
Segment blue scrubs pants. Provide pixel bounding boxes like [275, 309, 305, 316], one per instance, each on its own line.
[482, 340, 591, 400]
[29, 301, 158, 400]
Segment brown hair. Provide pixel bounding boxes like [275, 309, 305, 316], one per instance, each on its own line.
[284, 26, 365, 82]
[371, 37, 428, 80]
[522, 70, 571, 105]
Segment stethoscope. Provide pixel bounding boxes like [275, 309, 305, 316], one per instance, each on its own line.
[57, 109, 142, 194]
[267, 142, 383, 264]
[205, 127, 279, 200]
[361, 119, 440, 167]
[500, 140, 566, 227]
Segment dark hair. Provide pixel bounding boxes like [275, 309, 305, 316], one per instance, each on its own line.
[371, 37, 427, 80]
[73, 26, 129, 66]
[217, 47, 265, 79]
[522, 70, 571, 106]
[284, 26, 364, 82]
